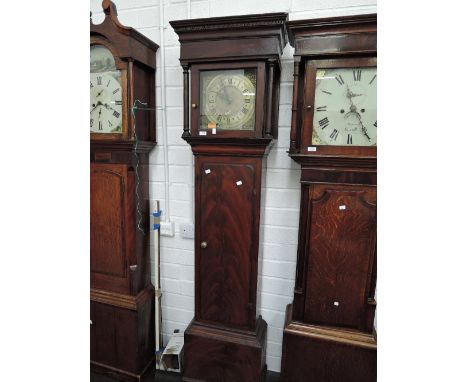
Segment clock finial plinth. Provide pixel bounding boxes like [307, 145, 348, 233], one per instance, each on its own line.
[102, 0, 118, 17]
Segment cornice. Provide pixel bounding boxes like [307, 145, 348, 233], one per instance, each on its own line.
[287, 13, 376, 47]
[171, 12, 288, 34]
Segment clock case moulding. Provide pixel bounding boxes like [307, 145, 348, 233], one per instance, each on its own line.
[280, 14, 377, 382]
[171, 13, 288, 382]
[90, 1, 159, 381]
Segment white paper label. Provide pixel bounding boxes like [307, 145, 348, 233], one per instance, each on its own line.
[199, 131, 207, 136]
[205, 169, 211, 174]
[236, 181, 242, 186]
[334, 301, 340, 306]
[212, 128, 217, 134]
[307, 146, 317, 152]
[339, 205, 346, 210]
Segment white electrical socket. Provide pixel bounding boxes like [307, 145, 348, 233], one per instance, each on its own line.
[179, 222, 194, 239]
[160, 221, 174, 237]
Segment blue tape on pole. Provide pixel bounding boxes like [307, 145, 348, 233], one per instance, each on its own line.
[153, 224, 161, 230]
[153, 210, 162, 217]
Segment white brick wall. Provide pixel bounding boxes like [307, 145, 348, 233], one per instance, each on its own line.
[91, 0, 377, 372]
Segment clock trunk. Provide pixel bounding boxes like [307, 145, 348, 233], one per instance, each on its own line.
[90, 2, 159, 380]
[171, 12, 287, 382]
[281, 14, 377, 382]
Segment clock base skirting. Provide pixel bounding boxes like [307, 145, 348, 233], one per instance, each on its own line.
[182, 317, 267, 382]
[90, 287, 155, 381]
[91, 357, 155, 382]
[280, 304, 377, 382]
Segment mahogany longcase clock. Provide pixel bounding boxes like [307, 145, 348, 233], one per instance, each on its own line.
[171, 13, 287, 382]
[280, 14, 377, 382]
[90, 1, 158, 380]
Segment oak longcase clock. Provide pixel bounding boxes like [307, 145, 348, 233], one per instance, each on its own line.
[90, 1, 158, 381]
[171, 13, 287, 382]
[281, 14, 377, 382]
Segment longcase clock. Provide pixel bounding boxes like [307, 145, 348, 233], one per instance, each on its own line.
[90, 1, 159, 380]
[171, 13, 287, 382]
[280, 14, 377, 382]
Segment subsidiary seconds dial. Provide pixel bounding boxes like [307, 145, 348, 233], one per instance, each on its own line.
[312, 67, 377, 146]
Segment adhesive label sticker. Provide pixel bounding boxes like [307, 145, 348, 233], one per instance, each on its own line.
[339, 205, 346, 210]
[307, 146, 317, 152]
[236, 180, 242, 186]
[334, 301, 340, 306]
[199, 131, 207, 136]
[212, 128, 217, 134]
[205, 169, 211, 174]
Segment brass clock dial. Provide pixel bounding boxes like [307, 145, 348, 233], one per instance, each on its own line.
[90, 45, 123, 134]
[312, 67, 377, 146]
[200, 69, 256, 131]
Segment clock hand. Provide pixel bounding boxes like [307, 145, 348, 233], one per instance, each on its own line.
[96, 89, 104, 97]
[354, 112, 371, 141]
[90, 100, 104, 114]
[103, 102, 118, 113]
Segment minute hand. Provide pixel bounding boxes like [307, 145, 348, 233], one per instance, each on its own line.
[345, 86, 371, 141]
[355, 113, 371, 141]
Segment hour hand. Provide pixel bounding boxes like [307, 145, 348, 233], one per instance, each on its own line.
[90, 100, 103, 114]
[103, 102, 117, 113]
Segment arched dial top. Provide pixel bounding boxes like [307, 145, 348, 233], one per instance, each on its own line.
[90, 44, 123, 134]
[200, 69, 257, 131]
[312, 67, 377, 146]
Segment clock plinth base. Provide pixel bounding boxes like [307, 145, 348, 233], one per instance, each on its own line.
[182, 317, 267, 382]
[281, 304, 376, 382]
[90, 286, 155, 382]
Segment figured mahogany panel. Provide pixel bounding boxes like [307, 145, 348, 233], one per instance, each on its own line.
[197, 158, 257, 330]
[304, 184, 376, 330]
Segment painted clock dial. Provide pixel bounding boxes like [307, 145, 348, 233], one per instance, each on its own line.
[90, 44, 123, 133]
[312, 67, 377, 146]
[200, 69, 256, 131]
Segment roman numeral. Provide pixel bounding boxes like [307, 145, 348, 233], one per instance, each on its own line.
[114, 100, 122, 105]
[108, 121, 113, 127]
[369, 74, 376, 85]
[228, 78, 232, 84]
[330, 129, 339, 140]
[90, 118, 94, 127]
[106, 80, 111, 87]
[112, 88, 120, 94]
[209, 99, 214, 103]
[335, 75, 344, 85]
[217, 115, 222, 122]
[316, 106, 327, 112]
[245, 98, 251, 103]
[374, 121, 377, 128]
[113, 111, 120, 118]
[353, 69, 362, 81]
[90, 81, 93, 88]
[97, 76, 102, 85]
[242, 107, 248, 114]
[318, 117, 329, 129]
[322, 90, 332, 95]
[347, 134, 353, 144]
[98, 121, 102, 130]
